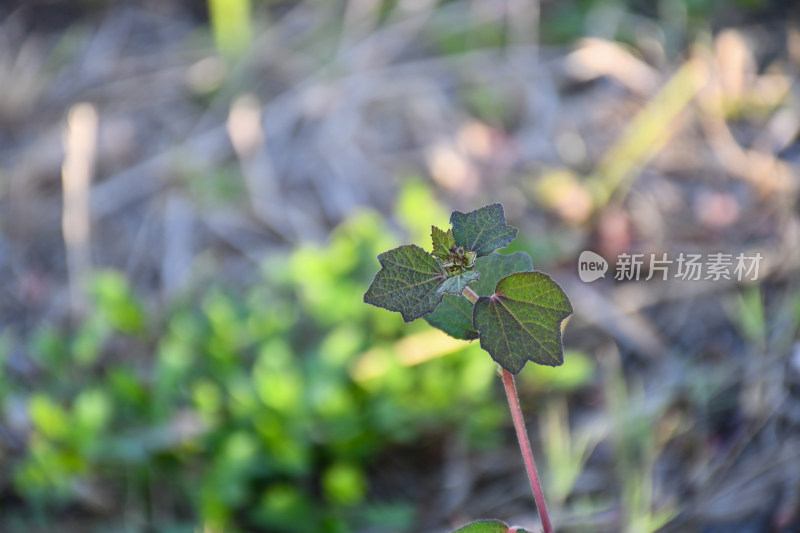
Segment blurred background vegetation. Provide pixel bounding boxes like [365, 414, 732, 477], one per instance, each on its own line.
[1, 0, 800, 532]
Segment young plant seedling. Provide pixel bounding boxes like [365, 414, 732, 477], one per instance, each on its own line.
[364, 204, 572, 533]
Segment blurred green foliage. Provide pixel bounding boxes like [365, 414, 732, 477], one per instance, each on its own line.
[0, 181, 594, 532]
[199, 0, 775, 68]
[209, 0, 253, 57]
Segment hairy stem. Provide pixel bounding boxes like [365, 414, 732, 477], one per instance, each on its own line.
[462, 286, 479, 304]
[502, 369, 553, 533]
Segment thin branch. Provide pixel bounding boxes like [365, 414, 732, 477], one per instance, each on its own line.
[502, 369, 553, 533]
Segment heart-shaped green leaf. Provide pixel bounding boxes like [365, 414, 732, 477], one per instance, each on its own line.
[438, 270, 481, 296]
[425, 252, 533, 340]
[473, 271, 573, 373]
[450, 519, 510, 533]
[451, 203, 518, 257]
[432, 225, 455, 259]
[363, 244, 447, 322]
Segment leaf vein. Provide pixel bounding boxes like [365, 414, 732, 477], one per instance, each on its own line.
[496, 297, 548, 354]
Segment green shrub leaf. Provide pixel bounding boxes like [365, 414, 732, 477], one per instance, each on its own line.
[438, 271, 481, 296]
[473, 271, 572, 373]
[363, 245, 447, 322]
[425, 252, 532, 340]
[451, 203, 517, 257]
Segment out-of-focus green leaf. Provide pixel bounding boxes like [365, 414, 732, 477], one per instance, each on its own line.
[253, 340, 302, 414]
[29, 395, 69, 441]
[396, 179, 449, 245]
[73, 388, 112, 432]
[71, 315, 110, 366]
[525, 349, 595, 391]
[322, 462, 366, 506]
[734, 287, 766, 343]
[193, 378, 222, 420]
[254, 484, 318, 533]
[90, 271, 145, 334]
[30, 327, 68, 369]
[208, 0, 252, 57]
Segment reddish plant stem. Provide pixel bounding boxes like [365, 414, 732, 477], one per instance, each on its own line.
[502, 369, 554, 533]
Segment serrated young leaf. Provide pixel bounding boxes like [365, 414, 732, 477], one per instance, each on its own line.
[451, 203, 518, 257]
[425, 252, 533, 340]
[473, 271, 573, 373]
[431, 225, 455, 259]
[450, 519, 510, 533]
[438, 270, 481, 296]
[363, 244, 447, 322]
